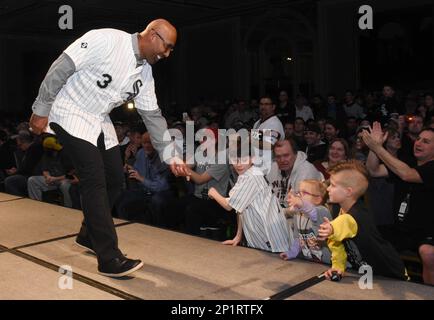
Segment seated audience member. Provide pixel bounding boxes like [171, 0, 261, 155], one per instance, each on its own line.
[362, 123, 434, 285]
[124, 126, 144, 166]
[424, 92, 434, 122]
[367, 127, 401, 227]
[399, 114, 423, 163]
[318, 160, 408, 281]
[352, 126, 370, 164]
[316, 119, 326, 139]
[328, 93, 347, 124]
[208, 143, 292, 253]
[267, 139, 324, 210]
[304, 123, 327, 163]
[311, 94, 327, 120]
[252, 96, 285, 173]
[163, 128, 231, 237]
[323, 119, 340, 144]
[343, 90, 365, 120]
[378, 84, 403, 120]
[283, 121, 294, 140]
[114, 122, 130, 163]
[194, 106, 211, 129]
[224, 99, 255, 130]
[342, 116, 358, 142]
[293, 117, 307, 150]
[276, 90, 292, 122]
[4, 132, 43, 196]
[314, 138, 350, 180]
[115, 132, 172, 225]
[364, 91, 380, 121]
[27, 136, 74, 207]
[280, 179, 332, 263]
[294, 95, 314, 122]
[0, 129, 15, 184]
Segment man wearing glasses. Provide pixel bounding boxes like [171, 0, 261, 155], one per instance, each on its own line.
[28, 19, 189, 277]
[363, 123, 434, 285]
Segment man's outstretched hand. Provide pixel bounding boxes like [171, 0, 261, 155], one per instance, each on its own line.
[29, 113, 48, 135]
[169, 156, 190, 180]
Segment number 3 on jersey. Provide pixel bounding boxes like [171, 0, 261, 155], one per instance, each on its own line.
[97, 74, 112, 89]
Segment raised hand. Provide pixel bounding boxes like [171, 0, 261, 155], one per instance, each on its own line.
[318, 216, 333, 240]
[169, 156, 191, 181]
[362, 121, 388, 152]
[287, 192, 303, 210]
[371, 121, 388, 144]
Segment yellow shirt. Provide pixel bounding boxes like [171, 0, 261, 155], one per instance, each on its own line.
[327, 209, 358, 272]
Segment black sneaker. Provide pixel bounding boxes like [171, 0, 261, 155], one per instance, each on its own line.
[98, 257, 144, 277]
[75, 236, 95, 254]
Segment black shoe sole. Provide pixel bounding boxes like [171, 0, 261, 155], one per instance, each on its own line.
[98, 261, 144, 278]
[75, 239, 96, 254]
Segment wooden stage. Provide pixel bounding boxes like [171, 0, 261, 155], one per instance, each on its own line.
[0, 193, 433, 300]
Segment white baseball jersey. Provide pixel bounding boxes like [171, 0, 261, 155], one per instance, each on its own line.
[251, 115, 284, 174]
[295, 105, 314, 122]
[252, 115, 284, 145]
[47, 28, 158, 149]
[228, 166, 291, 253]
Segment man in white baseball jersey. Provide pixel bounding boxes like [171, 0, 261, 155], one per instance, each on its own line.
[251, 96, 285, 174]
[29, 19, 188, 277]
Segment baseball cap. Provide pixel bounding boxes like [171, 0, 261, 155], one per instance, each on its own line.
[304, 123, 321, 134]
[43, 136, 63, 151]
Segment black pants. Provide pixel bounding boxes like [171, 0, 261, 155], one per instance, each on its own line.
[163, 194, 231, 235]
[50, 123, 124, 265]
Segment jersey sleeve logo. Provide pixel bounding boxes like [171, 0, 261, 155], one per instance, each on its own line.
[96, 74, 112, 89]
[81, 42, 88, 48]
[123, 79, 143, 102]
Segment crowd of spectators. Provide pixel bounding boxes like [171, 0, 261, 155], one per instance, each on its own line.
[1, 84, 433, 285]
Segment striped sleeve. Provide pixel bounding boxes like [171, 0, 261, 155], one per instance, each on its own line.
[228, 174, 261, 213]
[64, 29, 111, 70]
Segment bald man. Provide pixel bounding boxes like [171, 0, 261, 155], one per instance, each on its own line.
[29, 19, 188, 277]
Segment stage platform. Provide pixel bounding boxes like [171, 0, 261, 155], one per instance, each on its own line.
[0, 192, 433, 300]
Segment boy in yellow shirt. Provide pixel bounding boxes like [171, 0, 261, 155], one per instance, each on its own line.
[318, 160, 407, 281]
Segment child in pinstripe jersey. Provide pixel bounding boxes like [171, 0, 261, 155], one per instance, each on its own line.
[208, 144, 292, 253]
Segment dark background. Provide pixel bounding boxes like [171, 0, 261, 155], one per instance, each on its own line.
[0, 0, 432, 117]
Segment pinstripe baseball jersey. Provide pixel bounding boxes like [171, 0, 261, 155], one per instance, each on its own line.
[45, 28, 159, 149]
[228, 166, 291, 253]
